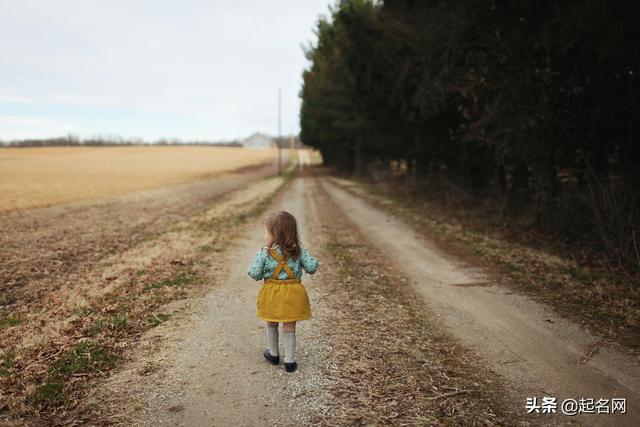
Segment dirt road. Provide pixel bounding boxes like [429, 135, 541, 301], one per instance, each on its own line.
[6, 151, 636, 425]
[86, 163, 639, 426]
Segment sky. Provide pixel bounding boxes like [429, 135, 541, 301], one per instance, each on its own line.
[0, 0, 332, 141]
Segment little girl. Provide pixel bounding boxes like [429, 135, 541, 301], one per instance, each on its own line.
[247, 210, 318, 373]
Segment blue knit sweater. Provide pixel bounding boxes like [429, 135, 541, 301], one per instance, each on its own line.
[247, 244, 319, 280]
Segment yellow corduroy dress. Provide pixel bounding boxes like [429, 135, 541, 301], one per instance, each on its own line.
[256, 248, 312, 323]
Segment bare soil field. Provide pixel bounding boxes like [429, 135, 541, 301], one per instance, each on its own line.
[0, 146, 279, 212]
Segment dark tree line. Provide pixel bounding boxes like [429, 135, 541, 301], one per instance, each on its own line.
[1, 135, 243, 147]
[300, 0, 640, 272]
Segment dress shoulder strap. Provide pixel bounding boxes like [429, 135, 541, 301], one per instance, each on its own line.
[268, 248, 297, 279]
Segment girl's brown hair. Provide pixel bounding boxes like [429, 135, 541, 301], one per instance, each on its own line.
[262, 211, 301, 259]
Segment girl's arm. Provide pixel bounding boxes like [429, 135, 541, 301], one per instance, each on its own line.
[300, 247, 319, 274]
[247, 247, 267, 280]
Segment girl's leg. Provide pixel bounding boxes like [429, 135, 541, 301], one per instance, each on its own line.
[282, 322, 296, 364]
[266, 321, 279, 356]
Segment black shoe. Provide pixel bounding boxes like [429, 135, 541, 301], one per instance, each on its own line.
[285, 361, 298, 373]
[263, 349, 279, 365]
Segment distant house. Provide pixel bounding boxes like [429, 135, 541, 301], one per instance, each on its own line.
[241, 132, 277, 149]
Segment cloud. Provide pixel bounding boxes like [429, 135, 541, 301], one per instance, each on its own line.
[0, 88, 37, 104]
[0, 115, 80, 140]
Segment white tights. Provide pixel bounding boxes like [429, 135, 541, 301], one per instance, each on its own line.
[265, 321, 296, 363]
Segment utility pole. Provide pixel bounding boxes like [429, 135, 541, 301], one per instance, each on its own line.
[277, 88, 282, 175]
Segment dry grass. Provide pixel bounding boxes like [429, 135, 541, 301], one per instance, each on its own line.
[0, 146, 278, 212]
[307, 173, 521, 426]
